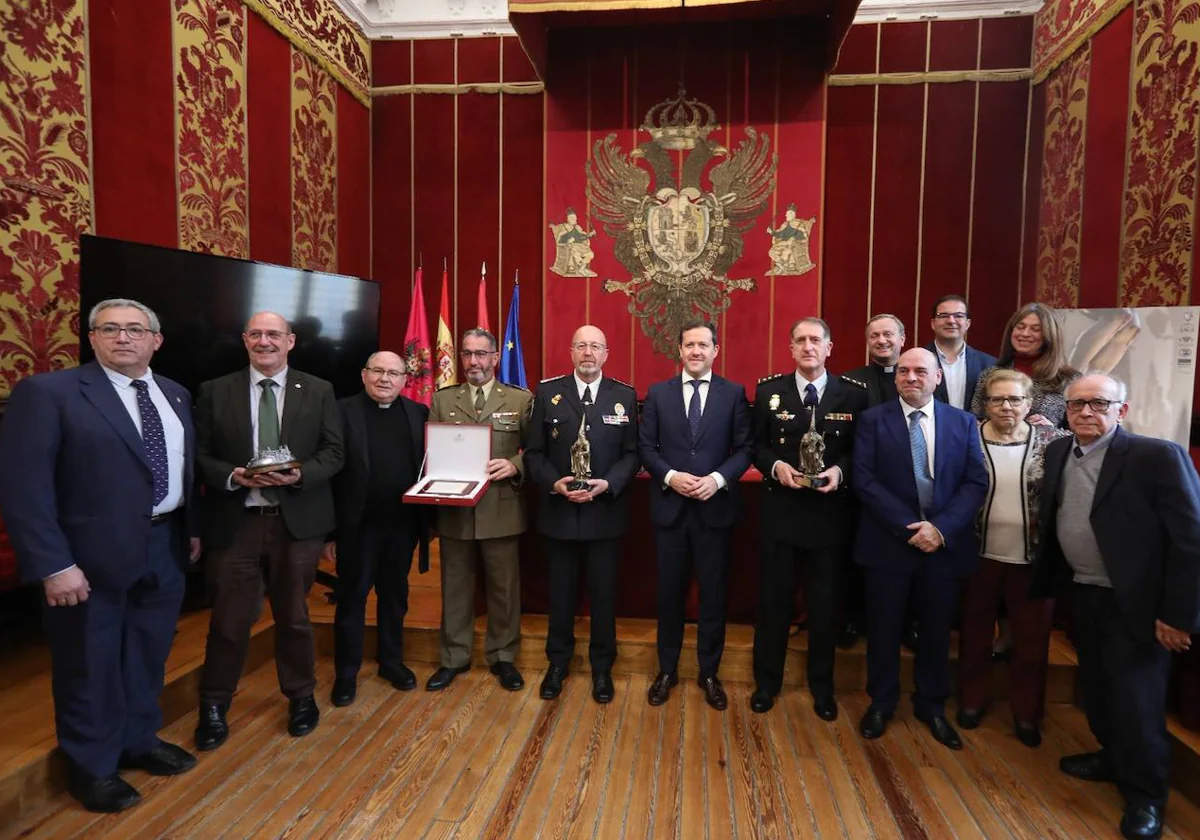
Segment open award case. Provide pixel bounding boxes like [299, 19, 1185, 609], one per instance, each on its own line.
[402, 423, 492, 507]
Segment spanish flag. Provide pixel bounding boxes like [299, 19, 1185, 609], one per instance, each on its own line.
[434, 268, 456, 389]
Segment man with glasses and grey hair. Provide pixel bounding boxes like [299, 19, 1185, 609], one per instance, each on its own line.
[328, 351, 431, 707]
[1032, 373, 1200, 840]
[0, 298, 201, 812]
[425, 327, 533, 693]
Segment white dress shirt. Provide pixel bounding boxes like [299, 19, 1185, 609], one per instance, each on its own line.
[900, 397, 936, 477]
[236, 366, 288, 506]
[935, 343, 967, 409]
[102, 365, 186, 514]
[666, 370, 728, 491]
[574, 372, 602, 402]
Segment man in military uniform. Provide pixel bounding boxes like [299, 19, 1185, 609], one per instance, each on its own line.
[425, 328, 533, 692]
[751, 318, 868, 720]
[524, 325, 640, 704]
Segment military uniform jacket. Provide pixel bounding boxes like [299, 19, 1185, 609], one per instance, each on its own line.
[754, 371, 868, 549]
[524, 375, 640, 541]
[429, 380, 533, 540]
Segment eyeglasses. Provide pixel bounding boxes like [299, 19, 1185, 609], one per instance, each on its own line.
[245, 330, 289, 341]
[364, 367, 404, 379]
[572, 342, 607, 353]
[459, 349, 496, 360]
[934, 312, 968, 321]
[985, 395, 1028, 407]
[93, 324, 154, 339]
[1066, 398, 1118, 413]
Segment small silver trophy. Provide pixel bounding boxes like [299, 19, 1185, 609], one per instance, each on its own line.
[796, 409, 829, 489]
[245, 445, 302, 477]
[567, 414, 592, 492]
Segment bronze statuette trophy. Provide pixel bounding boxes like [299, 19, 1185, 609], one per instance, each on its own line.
[568, 414, 592, 491]
[796, 408, 828, 488]
[244, 445, 301, 477]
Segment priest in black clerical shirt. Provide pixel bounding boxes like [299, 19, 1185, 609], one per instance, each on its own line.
[328, 351, 431, 706]
[843, 313, 907, 408]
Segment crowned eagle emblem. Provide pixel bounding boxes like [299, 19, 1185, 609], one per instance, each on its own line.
[586, 87, 777, 355]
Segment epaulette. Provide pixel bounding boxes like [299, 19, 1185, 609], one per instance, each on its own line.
[500, 383, 530, 392]
[540, 374, 568, 384]
[435, 382, 462, 392]
[757, 372, 789, 384]
[840, 375, 867, 389]
[606, 376, 635, 390]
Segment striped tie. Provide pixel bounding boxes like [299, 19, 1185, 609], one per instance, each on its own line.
[909, 411, 934, 516]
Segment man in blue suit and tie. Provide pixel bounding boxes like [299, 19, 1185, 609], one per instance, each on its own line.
[853, 347, 988, 749]
[0, 299, 201, 812]
[639, 320, 754, 710]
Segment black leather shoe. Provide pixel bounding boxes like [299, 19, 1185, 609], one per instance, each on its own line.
[647, 672, 677, 706]
[287, 696, 320, 737]
[813, 694, 838, 722]
[66, 764, 141, 813]
[541, 665, 566, 699]
[698, 675, 728, 711]
[859, 706, 891, 739]
[592, 672, 614, 704]
[915, 710, 963, 750]
[750, 688, 775, 714]
[118, 741, 197, 776]
[836, 621, 860, 650]
[425, 664, 470, 691]
[331, 676, 356, 707]
[379, 663, 418, 691]
[491, 661, 525, 691]
[1014, 721, 1042, 748]
[957, 707, 983, 729]
[194, 703, 229, 752]
[1120, 804, 1163, 839]
[1060, 750, 1114, 782]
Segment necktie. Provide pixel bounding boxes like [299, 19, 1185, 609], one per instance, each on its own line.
[581, 385, 593, 405]
[131, 380, 169, 506]
[803, 383, 818, 410]
[259, 380, 280, 502]
[1073, 445, 1084, 459]
[687, 379, 703, 439]
[474, 386, 485, 414]
[909, 410, 934, 516]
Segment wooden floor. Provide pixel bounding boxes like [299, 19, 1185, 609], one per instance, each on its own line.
[6, 657, 1200, 840]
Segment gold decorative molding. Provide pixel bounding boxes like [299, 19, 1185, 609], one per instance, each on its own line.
[828, 69, 1032, 86]
[371, 81, 545, 97]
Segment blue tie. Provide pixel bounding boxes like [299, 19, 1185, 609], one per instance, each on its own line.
[909, 410, 934, 516]
[803, 383, 818, 410]
[132, 380, 169, 506]
[687, 379, 703, 440]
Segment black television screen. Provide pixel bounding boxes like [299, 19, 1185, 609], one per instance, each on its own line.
[80, 235, 380, 398]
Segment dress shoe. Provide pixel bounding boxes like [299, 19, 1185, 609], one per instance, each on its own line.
[194, 703, 229, 752]
[1014, 721, 1042, 748]
[379, 663, 418, 691]
[425, 664, 470, 691]
[330, 676, 356, 707]
[914, 710, 963, 750]
[859, 706, 891, 739]
[812, 694, 838, 722]
[287, 696, 320, 737]
[698, 675, 728, 711]
[957, 707, 983, 729]
[1120, 804, 1163, 839]
[540, 665, 566, 700]
[66, 764, 141, 813]
[836, 621, 861, 650]
[118, 741, 197, 776]
[491, 661, 525, 691]
[647, 672, 677, 706]
[1059, 750, 1114, 782]
[592, 672, 615, 704]
[750, 688, 775, 714]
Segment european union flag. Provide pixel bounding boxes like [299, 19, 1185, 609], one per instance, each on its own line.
[499, 283, 527, 389]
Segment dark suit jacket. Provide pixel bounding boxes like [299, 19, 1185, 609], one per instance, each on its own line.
[0, 361, 197, 590]
[852, 398, 988, 577]
[196, 367, 344, 551]
[331, 391, 431, 572]
[524, 375, 640, 541]
[754, 372, 869, 549]
[638, 374, 754, 529]
[1031, 428, 1200, 638]
[844, 362, 897, 408]
[925, 341, 998, 407]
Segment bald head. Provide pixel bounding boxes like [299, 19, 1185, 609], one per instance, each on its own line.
[362, 350, 407, 404]
[896, 347, 942, 408]
[570, 324, 609, 382]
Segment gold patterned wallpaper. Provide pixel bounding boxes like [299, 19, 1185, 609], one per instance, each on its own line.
[291, 49, 337, 272]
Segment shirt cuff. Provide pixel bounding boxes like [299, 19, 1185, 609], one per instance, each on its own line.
[44, 564, 77, 581]
[226, 471, 237, 491]
[710, 471, 728, 491]
[664, 469, 677, 489]
[771, 460, 786, 481]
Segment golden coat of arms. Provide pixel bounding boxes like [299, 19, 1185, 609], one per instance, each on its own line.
[586, 87, 777, 355]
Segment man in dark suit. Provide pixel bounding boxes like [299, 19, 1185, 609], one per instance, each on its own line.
[328, 351, 430, 707]
[751, 318, 868, 721]
[925, 295, 997, 411]
[845, 313, 907, 408]
[1032, 373, 1200, 840]
[853, 347, 988, 749]
[193, 311, 344, 750]
[524, 325, 640, 705]
[639, 319, 754, 710]
[0, 299, 200, 812]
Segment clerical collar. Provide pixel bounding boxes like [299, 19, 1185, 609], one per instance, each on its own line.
[873, 360, 897, 373]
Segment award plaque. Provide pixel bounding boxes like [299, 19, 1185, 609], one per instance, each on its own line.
[244, 445, 302, 477]
[403, 423, 492, 506]
[567, 414, 592, 492]
[796, 409, 829, 489]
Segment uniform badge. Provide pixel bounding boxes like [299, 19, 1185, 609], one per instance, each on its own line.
[769, 394, 781, 411]
[551, 393, 562, 406]
[615, 402, 625, 416]
[775, 411, 795, 421]
[551, 427, 559, 439]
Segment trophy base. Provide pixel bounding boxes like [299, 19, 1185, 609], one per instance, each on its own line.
[796, 474, 829, 489]
[567, 479, 591, 492]
[244, 460, 302, 477]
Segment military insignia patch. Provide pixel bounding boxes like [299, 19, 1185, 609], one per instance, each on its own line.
[768, 394, 781, 411]
[614, 402, 625, 416]
[551, 393, 562, 406]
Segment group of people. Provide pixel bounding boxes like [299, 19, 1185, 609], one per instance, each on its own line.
[0, 296, 1197, 840]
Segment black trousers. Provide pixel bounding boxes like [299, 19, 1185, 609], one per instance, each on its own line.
[333, 514, 418, 679]
[544, 537, 619, 673]
[655, 511, 731, 677]
[753, 542, 840, 697]
[1072, 583, 1172, 809]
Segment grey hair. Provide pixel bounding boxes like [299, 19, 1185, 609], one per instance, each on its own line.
[866, 313, 906, 336]
[1066, 371, 1128, 403]
[89, 299, 161, 333]
[245, 311, 292, 333]
[461, 327, 497, 351]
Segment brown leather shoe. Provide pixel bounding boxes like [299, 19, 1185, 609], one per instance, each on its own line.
[698, 675, 728, 711]
[647, 672, 677, 706]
